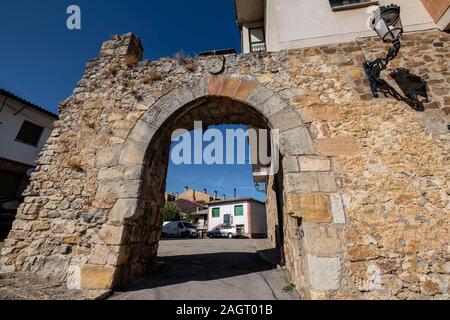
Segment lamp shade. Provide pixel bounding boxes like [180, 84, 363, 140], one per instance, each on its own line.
[369, 4, 403, 42]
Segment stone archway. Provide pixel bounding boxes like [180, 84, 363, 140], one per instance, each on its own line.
[0, 34, 347, 299]
[70, 77, 344, 297]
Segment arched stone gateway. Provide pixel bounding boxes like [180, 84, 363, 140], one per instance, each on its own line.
[1, 32, 449, 300]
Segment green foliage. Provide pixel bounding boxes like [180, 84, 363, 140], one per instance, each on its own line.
[282, 283, 296, 293]
[162, 203, 181, 222]
[182, 213, 198, 224]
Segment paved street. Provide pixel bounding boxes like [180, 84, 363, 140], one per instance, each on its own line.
[110, 239, 296, 300]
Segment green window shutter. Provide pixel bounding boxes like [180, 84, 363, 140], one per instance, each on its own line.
[234, 205, 244, 216]
[212, 208, 220, 218]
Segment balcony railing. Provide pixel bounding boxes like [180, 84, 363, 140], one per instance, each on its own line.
[250, 41, 266, 52]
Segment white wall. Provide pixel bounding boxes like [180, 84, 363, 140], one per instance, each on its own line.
[265, 0, 280, 52]
[0, 96, 54, 166]
[267, 0, 437, 49]
[208, 201, 250, 234]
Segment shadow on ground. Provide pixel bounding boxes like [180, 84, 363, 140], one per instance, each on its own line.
[127, 250, 278, 291]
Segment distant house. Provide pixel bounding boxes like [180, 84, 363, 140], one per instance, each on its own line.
[176, 186, 224, 204]
[165, 186, 224, 215]
[0, 89, 57, 197]
[171, 198, 207, 216]
[208, 197, 267, 238]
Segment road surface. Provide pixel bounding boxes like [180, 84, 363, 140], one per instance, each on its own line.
[110, 238, 296, 300]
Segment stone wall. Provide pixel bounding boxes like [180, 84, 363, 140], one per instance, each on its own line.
[0, 30, 449, 299]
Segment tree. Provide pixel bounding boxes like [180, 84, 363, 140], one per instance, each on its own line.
[162, 203, 181, 222]
[182, 213, 198, 224]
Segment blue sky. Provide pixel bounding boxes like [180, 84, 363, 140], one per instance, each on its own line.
[0, 1, 265, 201]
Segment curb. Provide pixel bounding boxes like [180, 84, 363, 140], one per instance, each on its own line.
[254, 240, 281, 267]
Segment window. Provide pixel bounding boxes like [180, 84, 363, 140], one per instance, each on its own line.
[234, 205, 244, 216]
[178, 222, 184, 228]
[15, 121, 44, 147]
[329, 0, 377, 11]
[249, 27, 266, 52]
[212, 207, 220, 218]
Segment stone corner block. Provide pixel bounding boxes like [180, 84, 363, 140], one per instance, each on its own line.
[109, 198, 141, 224]
[127, 120, 157, 144]
[118, 139, 147, 166]
[268, 107, 304, 132]
[95, 145, 121, 168]
[96, 180, 142, 201]
[280, 127, 316, 156]
[286, 193, 332, 223]
[298, 156, 331, 172]
[307, 255, 341, 292]
[79, 264, 117, 290]
[99, 224, 125, 245]
[330, 193, 346, 224]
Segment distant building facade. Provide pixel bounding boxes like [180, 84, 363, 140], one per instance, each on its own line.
[208, 198, 267, 238]
[0, 89, 57, 197]
[235, 0, 450, 52]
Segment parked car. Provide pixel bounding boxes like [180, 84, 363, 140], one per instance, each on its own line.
[161, 221, 198, 238]
[207, 224, 240, 239]
[0, 197, 23, 240]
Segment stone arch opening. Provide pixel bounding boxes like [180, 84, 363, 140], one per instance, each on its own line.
[110, 86, 294, 288]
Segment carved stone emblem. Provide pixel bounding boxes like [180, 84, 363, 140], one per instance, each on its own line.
[206, 56, 225, 75]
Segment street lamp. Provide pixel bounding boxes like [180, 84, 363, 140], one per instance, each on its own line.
[363, 4, 403, 98]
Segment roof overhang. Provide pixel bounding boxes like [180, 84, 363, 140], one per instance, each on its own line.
[234, 0, 264, 25]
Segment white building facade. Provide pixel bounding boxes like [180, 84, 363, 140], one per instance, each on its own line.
[0, 89, 57, 197]
[235, 0, 450, 53]
[208, 198, 267, 238]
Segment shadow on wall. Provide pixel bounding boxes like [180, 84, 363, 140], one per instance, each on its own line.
[118, 250, 279, 291]
[377, 68, 429, 112]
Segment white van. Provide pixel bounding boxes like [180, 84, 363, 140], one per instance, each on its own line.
[162, 221, 198, 238]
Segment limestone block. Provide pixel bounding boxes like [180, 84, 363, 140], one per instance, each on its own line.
[207, 76, 224, 96]
[234, 80, 257, 102]
[123, 165, 144, 180]
[118, 139, 147, 166]
[268, 107, 304, 132]
[280, 127, 315, 156]
[246, 85, 274, 108]
[298, 156, 331, 172]
[286, 172, 319, 193]
[108, 198, 141, 223]
[286, 193, 332, 223]
[99, 224, 125, 245]
[127, 119, 157, 144]
[259, 95, 287, 117]
[303, 223, 344, 256]
[317, 172, 338, 192]
[283, 156, 299, 173]
[330, 193, 346, 224]
[80, 265, 116, 290]
[141, 104, 169, 127]
[314, 137, 360, 157]
[301, 105, 342, 123]
[220, 78, 241, 98]
[95, 180, 141, 200]
[98, 167, 124, 181]
[188, 78, 208, 99]
[307, 255, 341, 291]
[172, 86, 195, 108]
[95, 145, 121, 168]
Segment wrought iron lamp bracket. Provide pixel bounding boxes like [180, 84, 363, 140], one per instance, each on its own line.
[363, 38, 401, 98]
